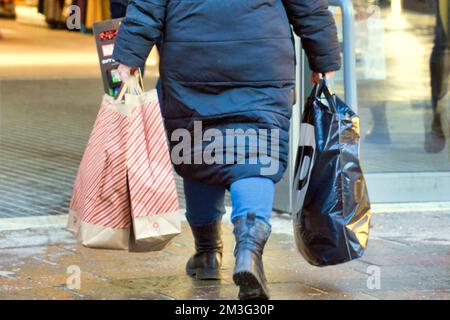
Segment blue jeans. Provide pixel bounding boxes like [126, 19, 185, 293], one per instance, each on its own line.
[184, 177, 275, 226]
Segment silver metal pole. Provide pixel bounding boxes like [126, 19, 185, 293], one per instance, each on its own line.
[328, 0, 358, 112]
[273, 0, 358, 214]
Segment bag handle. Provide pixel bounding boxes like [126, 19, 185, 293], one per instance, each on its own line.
[311, 74, 337, 114]
[115, 68, 145, 101]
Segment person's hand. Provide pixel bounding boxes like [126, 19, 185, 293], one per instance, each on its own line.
[117, 64, 139, 82]
[312, 71, 335, 85]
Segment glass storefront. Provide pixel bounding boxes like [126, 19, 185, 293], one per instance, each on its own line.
[275, 0, 450, 211]
[330, 0, 450, 204]
[333, 0, 449, 173]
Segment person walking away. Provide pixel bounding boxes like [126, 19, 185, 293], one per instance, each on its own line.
[113, 0, 341, 300]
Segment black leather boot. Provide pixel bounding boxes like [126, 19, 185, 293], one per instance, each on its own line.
[232, 212, 271, 300]
[186, 219, 223, 280]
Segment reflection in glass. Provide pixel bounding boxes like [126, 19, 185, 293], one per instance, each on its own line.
[333, 0, 450, 173]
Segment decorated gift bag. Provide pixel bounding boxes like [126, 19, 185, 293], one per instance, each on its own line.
[68, 76, 180, 251]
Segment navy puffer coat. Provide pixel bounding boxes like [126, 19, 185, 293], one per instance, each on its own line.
[113, 0, 341, 186]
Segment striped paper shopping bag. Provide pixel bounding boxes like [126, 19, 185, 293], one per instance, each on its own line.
[68, 78, 180, 251]
[127, 90, 181, 252]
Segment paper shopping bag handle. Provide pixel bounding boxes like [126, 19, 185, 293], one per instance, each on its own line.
[115, 75, 144, 101]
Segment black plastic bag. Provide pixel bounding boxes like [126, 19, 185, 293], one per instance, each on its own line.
[293, 79, 371, 266]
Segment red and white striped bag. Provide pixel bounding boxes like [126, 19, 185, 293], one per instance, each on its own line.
[68, 77, 180, 251]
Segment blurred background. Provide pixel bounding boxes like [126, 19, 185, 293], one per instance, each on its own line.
[0, 0, 449, 221]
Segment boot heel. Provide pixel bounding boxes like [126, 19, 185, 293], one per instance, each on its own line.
[234, 271, 269, 300]
[233, 271, 259, 288]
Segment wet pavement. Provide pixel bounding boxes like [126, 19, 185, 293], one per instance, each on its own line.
[0, 211, 449, 300]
